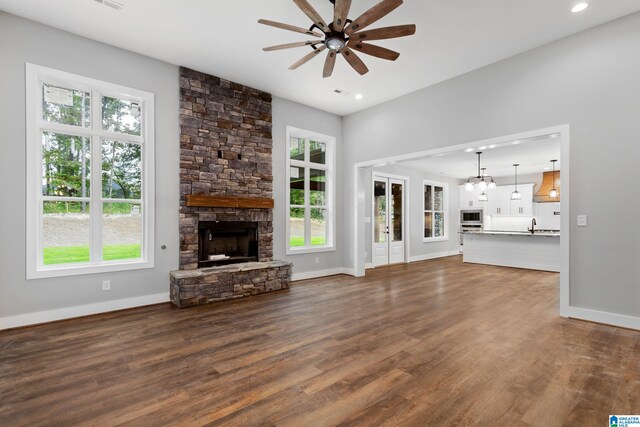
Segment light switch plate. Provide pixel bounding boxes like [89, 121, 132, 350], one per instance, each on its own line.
[577, 215, 588, 227]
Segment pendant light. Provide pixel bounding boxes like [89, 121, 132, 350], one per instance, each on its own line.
[478, 168, 489, 201]
[478, 191, 489, 202]
[511, 164, 522, 200]
[549, 160, 559, 198]
[465, 152, 496, 191]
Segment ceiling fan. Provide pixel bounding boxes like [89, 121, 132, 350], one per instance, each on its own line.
[259, 0, 416, 78]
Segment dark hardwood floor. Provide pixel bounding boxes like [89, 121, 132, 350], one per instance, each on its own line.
[1, 256, 638, 426]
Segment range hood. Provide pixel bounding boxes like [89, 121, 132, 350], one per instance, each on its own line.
[534, 171, 561, 203]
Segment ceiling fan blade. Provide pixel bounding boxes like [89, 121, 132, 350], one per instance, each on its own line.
[340, 47, 369, 75]
[333, 0, 352, 32]
[323, 50, 337, 78]
[351, 24, 416, 41]
[349, 42, 400, 61]
[258, 19, 324, 38]
[263, 40, 323, 52]
[292, 0, 329, 32]
[344, 0, 403, 36]
[289, 45, 327, 70]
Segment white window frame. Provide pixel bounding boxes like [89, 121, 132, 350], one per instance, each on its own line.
[423, 180, 449, 243]
[26, 63, 155, 279]
[285, 126, 336, 255]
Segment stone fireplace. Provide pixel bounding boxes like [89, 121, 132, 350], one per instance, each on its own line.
[170, 67, 291, 308]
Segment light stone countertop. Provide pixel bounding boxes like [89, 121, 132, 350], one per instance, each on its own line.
[461, 230, 560, 238]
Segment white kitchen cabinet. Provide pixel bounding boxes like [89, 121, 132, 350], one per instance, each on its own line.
[510, 184, 534, 216]
[534, 202, 561, 229]
[488, 187, 511, 216]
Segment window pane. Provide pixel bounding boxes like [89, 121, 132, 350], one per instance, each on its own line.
[424, 185, 432, 210]
[391, 183, 403, 242]
[290, 137, 305, 161]
[289, 166, 305, 205]
[309, 140, 326, 165]
[43, 201, 90, 265]
[434, 186, 444, 211]
[103, 202, 142, 261]
[434, 212, 445, 238]
[102, 96, 142, 136]
[309, 169, 326, 206]
[42, 132, 90, 197]
[289, 208, 305, 247]
[374, 181, 387, 244]
[424, 212, 433, 239]
[42, 83, 90, 127]
[102, 140, 142, 199]
[310, 209, 327, 246]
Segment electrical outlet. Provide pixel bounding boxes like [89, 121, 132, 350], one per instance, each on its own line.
[102, 280, 111, 291]
[315, 257, 320, 264]
[577, 215, 588, 227]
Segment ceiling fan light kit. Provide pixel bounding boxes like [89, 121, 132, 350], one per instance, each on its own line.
[259, 0, 416, 78]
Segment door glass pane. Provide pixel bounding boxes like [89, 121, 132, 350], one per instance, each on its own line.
[424, 212, 433, 238]
[374, 181, 387, 244]
[434, 212, 445, 238]
[289, 208, 305, 247]
[102, 96, 142, 136]
[391, 183, 403, 242]
[310, 208, 327, 246]
[289, 166, 305, 205]
[42, 83, 90, 127]
[434, 186, 444, 211]
[310, 169, 326, 206]
[42, 132, 91, 197]
[101, 140, 142, 199]
[424, 185, 432, 210]
[309, 140, 326, 165]
[290, 137, 305, 161]
[43, 201, 90, 265]
[103, 202, 142, 261]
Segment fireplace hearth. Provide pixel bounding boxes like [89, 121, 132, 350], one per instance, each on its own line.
[198, 221, 258, 268]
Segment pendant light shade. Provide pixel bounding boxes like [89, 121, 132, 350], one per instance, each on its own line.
[478, 192, 489, 202]
[549, 160, 559, 198]
[465, 152, 496, 192]
[511, 163, 522, 200]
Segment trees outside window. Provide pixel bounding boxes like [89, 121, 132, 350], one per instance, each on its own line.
[26, 64, 155, 278]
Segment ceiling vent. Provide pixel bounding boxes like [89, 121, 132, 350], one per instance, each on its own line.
[94, 0, 124, 10]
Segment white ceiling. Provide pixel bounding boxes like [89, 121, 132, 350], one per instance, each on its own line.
[2, 0, 640, 115]
[400, 134, 561, 180]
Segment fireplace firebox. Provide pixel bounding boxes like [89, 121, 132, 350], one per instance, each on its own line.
[198, 221, 259, 268]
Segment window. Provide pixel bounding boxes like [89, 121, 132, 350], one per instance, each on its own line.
[26, 64, 155, 278]
[423, 180, 449, 242]
[286, 127, 335, 254]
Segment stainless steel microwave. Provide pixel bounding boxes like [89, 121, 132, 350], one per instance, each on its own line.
[461, 210, 483, 225]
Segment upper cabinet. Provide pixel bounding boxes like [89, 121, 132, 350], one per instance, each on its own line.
[460, 183, 534, 217]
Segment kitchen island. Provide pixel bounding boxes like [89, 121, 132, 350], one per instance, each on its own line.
[462, 231, 560, 272]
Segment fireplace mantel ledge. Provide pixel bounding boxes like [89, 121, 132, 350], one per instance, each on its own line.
[170, 260, 291, 279]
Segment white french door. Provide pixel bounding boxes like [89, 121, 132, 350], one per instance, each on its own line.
[372, 175, 406, 267]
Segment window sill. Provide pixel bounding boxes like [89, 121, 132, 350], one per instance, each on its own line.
[423, 237, 449, 243]
[286, 246, 336, 256]
[27, 259, 154, 280]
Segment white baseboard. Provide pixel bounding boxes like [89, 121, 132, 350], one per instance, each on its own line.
[0, 292, 169, 331]
[408, 250, 460, 263]
[292, 267, 351, 281]
[567, 306, 640, 331]
[365, 263, 374, 270]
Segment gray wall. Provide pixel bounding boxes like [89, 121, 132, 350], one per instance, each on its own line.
[343, 12, 640, 317]
[364, 165, 460, 265]
[272, 97, 344, 276]
[0, 12, 180, 318]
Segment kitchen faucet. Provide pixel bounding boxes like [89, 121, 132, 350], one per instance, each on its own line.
[528, 218, 537, 234]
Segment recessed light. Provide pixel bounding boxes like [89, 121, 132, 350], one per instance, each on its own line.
[513, 140, 521, 145]
[354, 94, 364, 100]
[464, 148, 475, 153]
[571, 3, 589, 13]
[94, 0, 124, 10]
[489, 144, 497, 149]
[478, 146, 487, 150]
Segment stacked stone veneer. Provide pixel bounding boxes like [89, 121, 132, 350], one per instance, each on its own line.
[173, 67, 291, 308]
